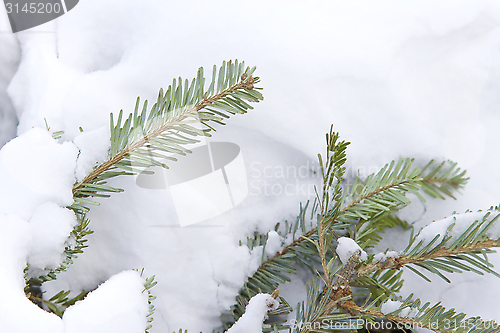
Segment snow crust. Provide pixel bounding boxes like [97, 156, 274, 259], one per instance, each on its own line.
[336, 237, 367, 265]
[225, 293, 279, 333]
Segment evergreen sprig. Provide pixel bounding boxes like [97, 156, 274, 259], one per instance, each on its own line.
[340, 158, 421, 225]
[24, 213, 93, 318]
[38, 290, 87, 318]
[289, 244, 500, 333]
[227, 126, 476, 333]
[419, 160, 468, 200]
[355, 214, 411, 249]
[316, 128, 350, 286]
[291, 278, 337, 333]
[71, 60, 261, 212]
[355, 268, 404, 307]
[289, 276, 363, 333]
[357, 208, 500, 283]
[135, 268, 157, 333]
[347, 158, 468, 249]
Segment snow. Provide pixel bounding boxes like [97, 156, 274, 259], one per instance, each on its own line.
[62, 270, 149, 333]
[0, 213, 64, 333]
[225, 293, 279, 333]
[380, 300, 403, 315]
[0, 212, 148, 332]
[27, 202, 78, 272]
[73, 126, 111, 182]
[2, 0, 500, 331]
[7, 22, 83, 137]
[265, 231, 283, 257]
[409, 210, 499, 252]
[380, 299, 418, 319]
[373, 250, 400, 263]
[336, 237, 368, 265]
[0, 128, 78, 220]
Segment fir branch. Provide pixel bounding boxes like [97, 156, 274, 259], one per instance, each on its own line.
[358, 239, 500, 279]
[290, 250, 496, 333]
[230, 158, 422, 320]
[29, 290, 87, 318]
[418, 160, 468, 200]
[230, 156, 469, 327]
[135, 269, 157, 333]
[291, 265, 364, 333]
[294, 209, 500, 330]
[247, 157, 466, 285]
[348, 158, 468, 248]
[291, 278, 336, 333]
[355, 214, 411, 249]
[354, 269, 404, 307]
[72, 60, 261, 204]
[316, 127, 350, 286]
[357, 209, 500, 281]
[342, 158, 422, 247]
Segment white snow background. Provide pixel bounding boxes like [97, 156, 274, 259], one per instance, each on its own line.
[1, 0, 500, 331]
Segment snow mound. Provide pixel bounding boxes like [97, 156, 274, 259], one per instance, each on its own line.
[0, 213, 64, 333]
[28, 202, 78, 272]
[0, 128, 78, 220]
[336, 237, 367, 265]
[226, 293, 279, 333]
[62, 270, 149, 333]
[265, 231, 283, 257]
